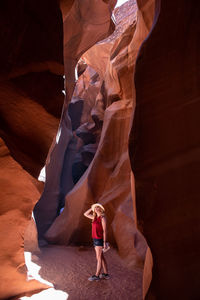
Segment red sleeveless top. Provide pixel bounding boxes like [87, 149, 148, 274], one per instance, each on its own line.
[92, 216, 103, 239]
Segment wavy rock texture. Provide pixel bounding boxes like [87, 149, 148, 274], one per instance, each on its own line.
[0, 139, 48, 299]
[0, 2, 116, 297]
[34, 0, 117, 241]
[0, 0, 63, 298]
[0, 0, 154, 298]
[45, 100, 146, 268]
[0, 0, 198, 299]
[44, 0, 153, 271]
[83, 0, 137, 102]
[130, 0, 200, 298]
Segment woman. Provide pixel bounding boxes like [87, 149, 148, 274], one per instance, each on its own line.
[84, 203, 110, 281]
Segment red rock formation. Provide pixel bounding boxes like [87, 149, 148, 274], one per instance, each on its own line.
[44, 0, 150, 270]
[5, 0, 200, 298]
[45, 100, 135, 248]
[83, 0, 137, 102]
[63, 0, 117, 103]
[130, 0, 200, 298]
[34, 0, 117, 241]
[0, 139, 48, 299]
[0, 81, 60, 177]
[0, 1, 64, 298]
[0, 0, 64, 177]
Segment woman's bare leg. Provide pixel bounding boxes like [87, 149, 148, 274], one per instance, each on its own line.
[95, 246, 103, 276]
[101, 253, 108, 274]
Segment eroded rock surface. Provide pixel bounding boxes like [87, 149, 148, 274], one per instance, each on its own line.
[46, 100, 134, 247]
[43, 0, 150, 270]
[0, 0, 198, 298]
[34, 0, 117, 241]
[0, 0, 64, 178]
[130, 0, 200, 298]
[0, 139, 48, 299]
[0, 1, 64, 298]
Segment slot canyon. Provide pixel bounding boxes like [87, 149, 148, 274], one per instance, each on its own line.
[0, 0, 200, 299]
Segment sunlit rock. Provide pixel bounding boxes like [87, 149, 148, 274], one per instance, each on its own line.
[44, 0, 150, 269]
[0, 139, 48, 299]
[34, 0, 116, 241]
[45, 100, 144, 267]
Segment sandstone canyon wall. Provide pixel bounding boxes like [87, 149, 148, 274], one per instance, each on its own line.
[0, 0, 63, 298]
[0, 0, 118, 297]
[34, 0, 117, 243]
[0, 139, 49, 298]
[0, 0, 154, 298]
[0, 0, 64, 178]
[1, 0, 199, 299]
[41, 0, 151, 272]
[130, 0, 200, 299]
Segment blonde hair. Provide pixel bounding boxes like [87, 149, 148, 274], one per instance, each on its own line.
[92, 206, 105, 222]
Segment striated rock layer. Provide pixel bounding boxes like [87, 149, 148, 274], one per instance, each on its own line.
[34, 0, 117, 241]
[43, 0, 151, 270]
[45, 100, 147, 268]
[130, 0, 200, 298]
[1, 0, 199, 298]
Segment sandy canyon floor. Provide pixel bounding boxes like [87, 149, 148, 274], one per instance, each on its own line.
[23, 245, 143, 300]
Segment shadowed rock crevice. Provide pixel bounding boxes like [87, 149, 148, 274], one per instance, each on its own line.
[130, 0, 200, 299]
[0, 0, 64, 178]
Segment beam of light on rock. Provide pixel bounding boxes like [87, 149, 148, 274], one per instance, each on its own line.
[20, 288, 68, 300]
[56, 127, 62, 144]
[116, 0, 129, 8]
[38, 166, 46, 182]
[23, 252, 69, 299]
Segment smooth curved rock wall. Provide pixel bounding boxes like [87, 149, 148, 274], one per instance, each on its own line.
[130, 0, 200, 298]
[0, 139, 48, 299]
[0, 0, 64, 178]
[34, 0, 116, 241]
[44, 0, 150, 269]
[0, 0, 63, 298]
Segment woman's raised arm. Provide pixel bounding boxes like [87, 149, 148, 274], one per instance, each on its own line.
[83, 207, 94, 219]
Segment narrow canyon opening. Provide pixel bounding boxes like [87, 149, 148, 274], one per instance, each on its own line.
[0, 0, 154, 299]
[1, 0, 200, 299]
[27, 0, 154, 299]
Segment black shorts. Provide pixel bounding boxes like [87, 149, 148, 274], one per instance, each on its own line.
[93, 238, 103, 247]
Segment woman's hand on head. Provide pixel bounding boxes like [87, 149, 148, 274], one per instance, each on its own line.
[83, 207, 94, 219]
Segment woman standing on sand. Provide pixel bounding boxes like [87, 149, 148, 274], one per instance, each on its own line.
[84, 203, 110, 281]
